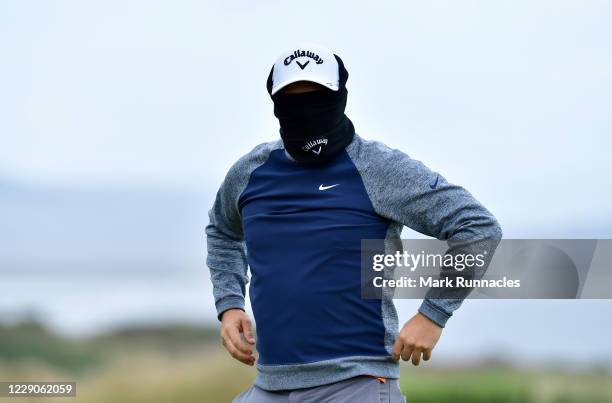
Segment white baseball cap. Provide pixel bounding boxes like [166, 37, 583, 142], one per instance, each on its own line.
[268, 43, 340, 96]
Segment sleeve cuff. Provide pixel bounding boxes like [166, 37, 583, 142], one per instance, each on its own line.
[216, 296, 245, 321]
[418, 299, 452, 328]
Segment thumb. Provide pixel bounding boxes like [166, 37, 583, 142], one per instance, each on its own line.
[241, 318, 255, 345]
[391, 338, 403, 361]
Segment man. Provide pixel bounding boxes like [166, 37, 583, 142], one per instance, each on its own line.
[206, 43, 502, 402]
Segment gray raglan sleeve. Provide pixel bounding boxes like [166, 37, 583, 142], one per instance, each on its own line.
[206, 165, 249, 320]
[347, 138, 503, 327]
[205, 142, 277, 320]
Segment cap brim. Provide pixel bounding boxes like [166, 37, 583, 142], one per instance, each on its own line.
[271, 78, 339, 95]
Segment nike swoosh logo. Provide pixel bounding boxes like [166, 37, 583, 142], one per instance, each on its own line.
[296, 60, 310, 70]
[430, 175, 439, 189]
[319, 184, 339, 191]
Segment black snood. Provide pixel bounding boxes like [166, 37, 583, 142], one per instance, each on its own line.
[266, 55, 355, 164]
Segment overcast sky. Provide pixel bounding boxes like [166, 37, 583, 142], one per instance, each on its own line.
[2, 0, 611, 236]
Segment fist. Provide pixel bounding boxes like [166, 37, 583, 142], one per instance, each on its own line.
[392, 312, 442, 366]
[220, 309, 256, 366]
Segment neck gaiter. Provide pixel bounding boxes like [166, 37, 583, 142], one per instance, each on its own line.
[267, 55, 355, 165]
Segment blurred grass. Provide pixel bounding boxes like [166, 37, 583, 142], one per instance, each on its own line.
[1, 321, 611, 403]
[0, 321, 99, 373]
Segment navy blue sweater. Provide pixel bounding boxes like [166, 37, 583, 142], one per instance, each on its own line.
[206, 134, 502, 390]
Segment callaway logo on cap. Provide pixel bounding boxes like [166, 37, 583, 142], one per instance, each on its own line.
[269, 42, 340, 95]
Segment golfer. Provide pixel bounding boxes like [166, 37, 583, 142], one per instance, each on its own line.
[206, 43, 502, 402]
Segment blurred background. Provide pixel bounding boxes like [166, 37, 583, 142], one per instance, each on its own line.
[1, 1, 611, 402]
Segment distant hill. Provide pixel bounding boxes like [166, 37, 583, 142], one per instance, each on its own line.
[0, 177, 213, 267]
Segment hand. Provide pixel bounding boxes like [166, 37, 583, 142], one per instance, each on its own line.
[220, 309, 256, 366]
[392, 312, 442, 366]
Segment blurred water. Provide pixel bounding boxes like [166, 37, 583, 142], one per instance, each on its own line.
[0, 263, 216, 336]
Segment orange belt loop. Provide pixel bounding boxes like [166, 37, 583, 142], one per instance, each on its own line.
[367, 375, 387, 383]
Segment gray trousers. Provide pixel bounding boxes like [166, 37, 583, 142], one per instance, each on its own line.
[232, 376, 406, 403]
